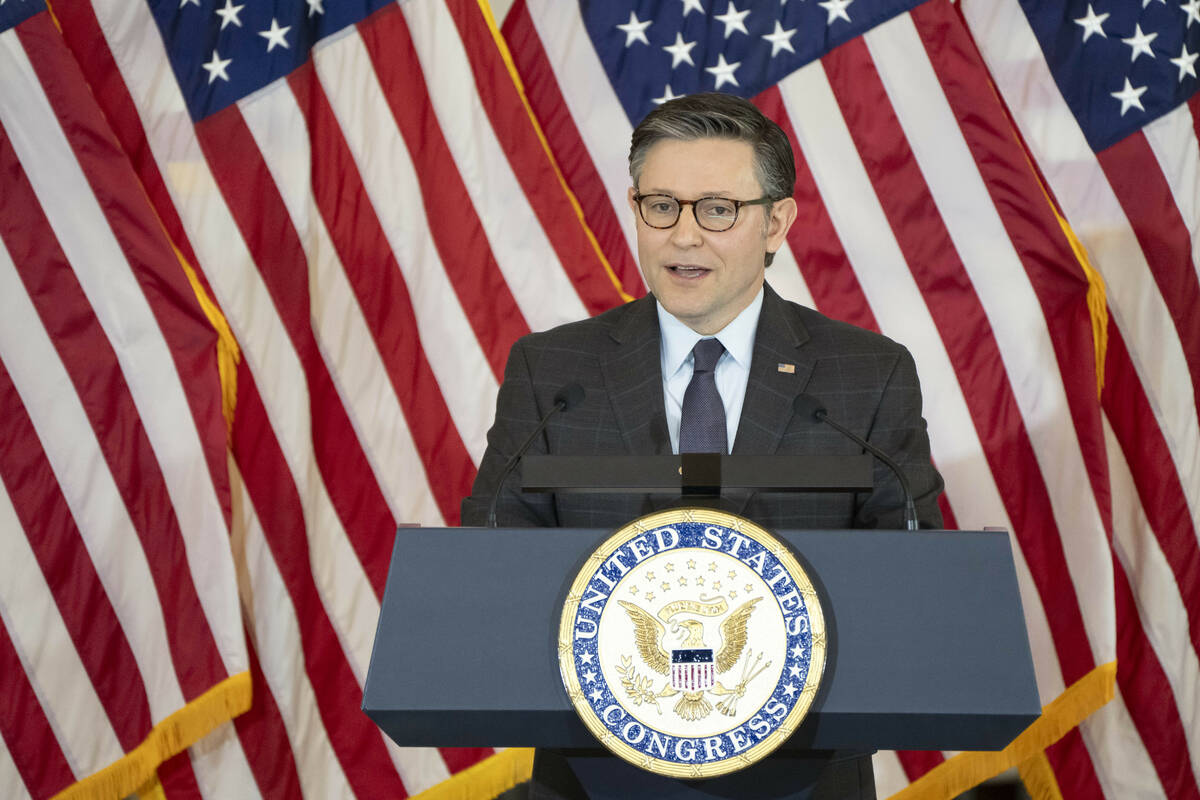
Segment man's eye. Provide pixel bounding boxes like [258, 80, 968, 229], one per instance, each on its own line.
[702, 202, 734, 218]
[649, 201, 676, 214]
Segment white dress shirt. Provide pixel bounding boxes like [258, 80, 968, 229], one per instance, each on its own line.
[656, 287, 764, 454]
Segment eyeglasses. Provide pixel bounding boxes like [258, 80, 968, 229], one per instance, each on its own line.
[633, 193, 774, 232]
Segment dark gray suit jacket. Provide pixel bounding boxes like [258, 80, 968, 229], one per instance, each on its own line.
[462, 284, 943, 530]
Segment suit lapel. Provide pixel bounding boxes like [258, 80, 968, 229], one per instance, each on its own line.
[730, 285, 816, 514]
[601, 296, 671, 456]
[732, 285, 815, 455]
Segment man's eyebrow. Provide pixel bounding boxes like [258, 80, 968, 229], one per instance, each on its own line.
[640, 188, 735, 196]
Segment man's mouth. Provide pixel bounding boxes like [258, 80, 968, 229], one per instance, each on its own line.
[666, 264, 711, 278]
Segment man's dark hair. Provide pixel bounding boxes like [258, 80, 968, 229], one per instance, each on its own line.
[629, 92, 796, 265]
[629, 92, 796, 200]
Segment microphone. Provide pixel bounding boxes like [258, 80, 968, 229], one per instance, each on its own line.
[793, 393, 919, 531]
[486, 383, 585, 528]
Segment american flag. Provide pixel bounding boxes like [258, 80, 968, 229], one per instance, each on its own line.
[964, 2, 1200, 797]
[2, 0, 625, 796]
[501, 0, 1199, 797]
[0, 2, 248, 797]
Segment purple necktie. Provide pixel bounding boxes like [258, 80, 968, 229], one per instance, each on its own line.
[679, 338, 727, 454]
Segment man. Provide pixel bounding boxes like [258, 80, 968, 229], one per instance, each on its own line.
[462, 92, 942, 531]
[463, 95, 940, 800]
[463, 92, 943, 800]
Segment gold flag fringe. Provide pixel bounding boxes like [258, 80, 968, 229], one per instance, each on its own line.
[1017, 750, 1065, 800]
[53, 671, 252, 800]
[887, 661, 1114, 800]
[412, 748, 536, 800]
[172, 243, 241, 436]
[1048, 205, 1108, 399]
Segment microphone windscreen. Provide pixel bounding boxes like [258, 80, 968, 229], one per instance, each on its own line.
[792, 392, 826, 421]
[555, 383, 586, 411]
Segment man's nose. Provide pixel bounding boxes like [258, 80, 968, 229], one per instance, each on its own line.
[669, 204, 704, 246]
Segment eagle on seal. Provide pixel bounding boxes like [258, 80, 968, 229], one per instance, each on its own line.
[617, 597, 760, 721]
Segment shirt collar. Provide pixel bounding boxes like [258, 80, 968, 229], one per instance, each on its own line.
[657, 286, 764, 377]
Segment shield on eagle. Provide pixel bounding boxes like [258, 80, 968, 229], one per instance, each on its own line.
[670, 647, 715, 692]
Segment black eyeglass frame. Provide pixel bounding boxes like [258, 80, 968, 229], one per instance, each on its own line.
[632, 193, 776, 232]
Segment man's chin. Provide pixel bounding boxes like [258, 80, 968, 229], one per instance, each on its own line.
[658, 299, 718, 332]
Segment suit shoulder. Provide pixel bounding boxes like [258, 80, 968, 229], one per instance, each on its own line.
[782, 298, 910, 358]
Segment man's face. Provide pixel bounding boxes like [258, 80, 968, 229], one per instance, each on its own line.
[629, 137, 797, 335]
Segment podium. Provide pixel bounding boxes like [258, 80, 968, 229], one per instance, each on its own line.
[363, 525, 1040, 797]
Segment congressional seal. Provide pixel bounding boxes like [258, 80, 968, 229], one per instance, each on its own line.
[558, 508, 826, 778]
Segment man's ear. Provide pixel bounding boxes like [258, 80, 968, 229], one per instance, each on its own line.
[628, 186, 639, 215]
[766, 197, 798, 252]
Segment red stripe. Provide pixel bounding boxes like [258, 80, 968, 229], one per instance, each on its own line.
[0, 619, 74, 798]
[895, 750, 945, 782]
[1046, 727, 1107, 800]
[936, 493, 958, 530]
[358, 5, 527, 379]
[443, 0, 630, 316]
[0, 115, 227, 702]
[753, 87, 880, 334]
[1096, 132, 1200, 421]
[0, 350, 151, 751]
[501, 0, 644, 296]
[440, 747, 496, 776]
[231, 363, 408, 798]
[1114, 556, 1200, 800]
[49, 2, 214, 306]
[157, 749, 203, 800]
[16, 13, 232, 535]
[1102, 325, 1200, 663]
[194, 105, 395, 596]
[286, 63, 473, 527]
[233, 633, 303, 799]
[822, 33, 1097, 682]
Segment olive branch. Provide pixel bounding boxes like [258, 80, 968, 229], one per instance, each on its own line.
[616, 655, 662, 713]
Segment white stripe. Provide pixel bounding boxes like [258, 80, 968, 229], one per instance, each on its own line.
[188, 721, 260, 800]
[238, 81, 444, 527]
[230, 460, 355, 798]
[1078, 686, 1164, 800]
[765, 244, 817, 310]
[0, 733, 32, 800]
[525, 0, 639, 257]
[871, 751, 910, 798]
[776, 61, 1067, 706]
[0, 242, 186, 724]
[866, 13, 1115, 663]
[383, 742, 453, 797]
[312, 30, 498, 465]
[1106, 417, 1200, 778]
[0, 457, 121, 776]
[1143, 104, 1200, 284]
[0, 25, 244, 679]
[963, 0, 1200, 534]
[493, 0, 517, 21]
[400, 0, 591, 332]
[89, 0, 383, 684]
